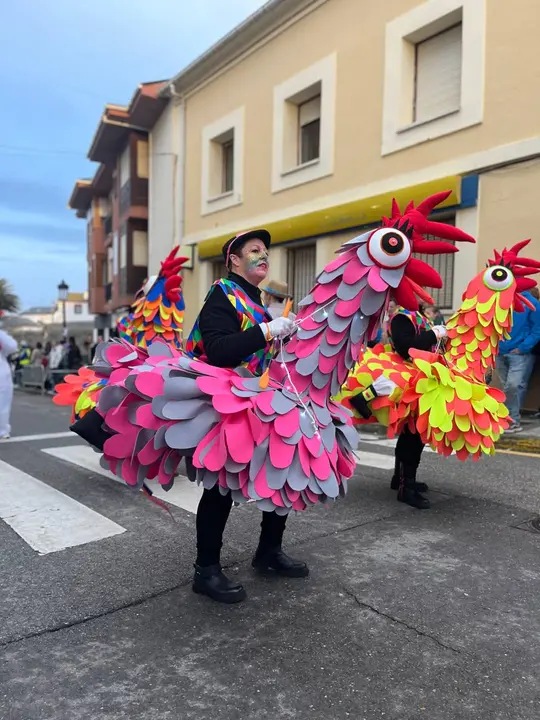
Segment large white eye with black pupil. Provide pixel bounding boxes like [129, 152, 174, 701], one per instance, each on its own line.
[367, 228, 412, 268]
[483, 265, 514, 291]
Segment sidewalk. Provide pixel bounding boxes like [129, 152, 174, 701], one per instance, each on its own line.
[358, 414, 540, 454]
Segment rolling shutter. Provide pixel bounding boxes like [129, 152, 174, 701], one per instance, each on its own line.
[414, 24, 462, 123]
[287, 245, 316, 311]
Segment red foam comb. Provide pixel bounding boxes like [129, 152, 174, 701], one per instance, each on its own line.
[383, 191, 476, 254]
[488, 239, 540, 311]
[160, 246, 190, 278]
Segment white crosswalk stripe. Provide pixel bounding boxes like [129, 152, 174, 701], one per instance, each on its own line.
[42, 443, 397, 509]
[0, 435, 400, 556]
[42, 445, 204, 514]
[0, 459, 125, 555]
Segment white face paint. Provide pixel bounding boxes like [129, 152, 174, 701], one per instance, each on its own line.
[230, 239, 270, 286]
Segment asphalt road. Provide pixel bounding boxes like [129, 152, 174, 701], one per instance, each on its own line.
[1, 393, 540, 720]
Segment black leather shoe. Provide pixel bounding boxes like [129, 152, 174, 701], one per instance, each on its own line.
[192, 564, 246, 604]
[252, 549, 309, 578]
[391, 475, 429, 492]
[397, 488, 431, 510]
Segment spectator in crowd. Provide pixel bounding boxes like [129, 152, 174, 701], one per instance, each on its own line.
[66, 336, 82, 370]
[90, 335, 103, 361]
[262, 280, 296, 321]
[30, 341, 43, 366]
[48, 340, 65, 370]
[423, 304, 445, 325]
[0, 315, 18, 440]
[381, 299, 398, 344]
[519, 285, 540, 414]
[13, 341, 30, 387]
[83, 335, 92, 363]
[496, 288, 540, 433]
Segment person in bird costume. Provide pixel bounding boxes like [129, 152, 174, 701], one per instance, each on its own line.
[338, 239, 540, 508]
[53, 247, 188, 421]
[67, 191, 474, 604]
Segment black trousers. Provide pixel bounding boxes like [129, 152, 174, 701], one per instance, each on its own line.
[195, 485, 288, 567]
[394, 426, 425, 477]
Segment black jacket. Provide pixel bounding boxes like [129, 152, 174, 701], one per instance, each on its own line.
[390, 313, 437, 361]
[197, 272, 269, 368]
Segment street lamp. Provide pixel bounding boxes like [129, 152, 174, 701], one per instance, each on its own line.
[57, 280, 69, 340]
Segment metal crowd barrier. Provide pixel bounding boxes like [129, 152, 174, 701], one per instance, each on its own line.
[18, 367, 75, 395]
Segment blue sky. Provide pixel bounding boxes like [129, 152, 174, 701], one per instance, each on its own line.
[0, 0, 265, 311]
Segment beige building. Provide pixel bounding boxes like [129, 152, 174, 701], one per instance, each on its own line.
[149, 0, 540, 401]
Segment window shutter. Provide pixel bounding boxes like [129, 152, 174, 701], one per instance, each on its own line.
[287, 245, 316, 311]
[299, 96, 321, 127]
[414, 24, 462, 123]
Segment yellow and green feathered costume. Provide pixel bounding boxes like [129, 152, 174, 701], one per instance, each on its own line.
[337, 241, 540, 461]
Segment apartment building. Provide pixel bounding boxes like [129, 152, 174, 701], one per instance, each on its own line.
[149, 0, 539, 403]
[69, 81, 168, 335]
[150, 0, 538, 321]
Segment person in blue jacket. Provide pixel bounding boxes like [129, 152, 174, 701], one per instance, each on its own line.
[496, 289, 540, 433]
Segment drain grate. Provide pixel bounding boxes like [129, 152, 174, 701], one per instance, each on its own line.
[513, 516, 540, 534]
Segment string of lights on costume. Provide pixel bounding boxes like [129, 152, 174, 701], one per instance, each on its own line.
[338, 240, 540, 460]
[70, 191, 474, 512]
[53, 247, 188, 421]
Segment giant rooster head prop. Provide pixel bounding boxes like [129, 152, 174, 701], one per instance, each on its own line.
[117, 246, 189, 350]
[369, 190, 476, 309]
[483, 239, 540, 312]
[274, 190, 476, 402]
[446, 239, 540, 379]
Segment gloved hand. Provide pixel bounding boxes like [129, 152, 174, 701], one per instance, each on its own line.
[372, 375, 398, 397]
[432, 325, 447, 340]
[349, 375, 397, 419]
[260, 316, 295, 340]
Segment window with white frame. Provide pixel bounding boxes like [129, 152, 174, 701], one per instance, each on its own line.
[74, 304, 83, 315]
[272, 54, 336, 193]
[201, 108, 244, 216]
[382, 0, 485, 155]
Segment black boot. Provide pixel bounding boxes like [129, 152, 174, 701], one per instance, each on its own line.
[391, 457, 429, 492]
[397, 464, 430, 510]
[391, 475, 429, 492]
[192, 564, 246, 604]
[252, 547, 309, 578]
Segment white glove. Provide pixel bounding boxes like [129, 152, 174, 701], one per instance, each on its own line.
[372, 375, 398, 397]
[260, 317, 295, 340]
[432, 325, 447, 340]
